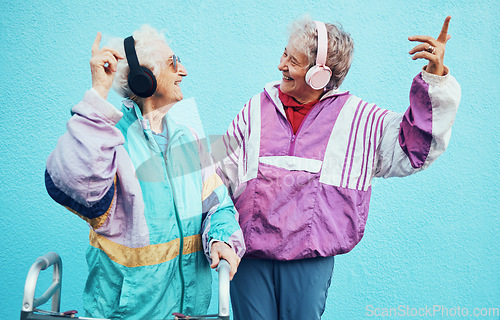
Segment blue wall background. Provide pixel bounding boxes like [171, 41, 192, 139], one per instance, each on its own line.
[1, 0, 498, 319]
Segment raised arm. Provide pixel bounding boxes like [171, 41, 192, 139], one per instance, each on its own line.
[45, 33, 125, 226]
[374, 16, 460, 178]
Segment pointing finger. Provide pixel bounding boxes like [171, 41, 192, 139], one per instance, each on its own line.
[92, 32, 102, 56]
[437, 16, 451, 43]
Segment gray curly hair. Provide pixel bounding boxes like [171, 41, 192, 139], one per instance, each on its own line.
[288, 15, 354, 89]
[107, 25, 169, 105]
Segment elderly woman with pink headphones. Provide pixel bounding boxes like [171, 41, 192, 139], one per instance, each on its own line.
[216, 16, 460, 319]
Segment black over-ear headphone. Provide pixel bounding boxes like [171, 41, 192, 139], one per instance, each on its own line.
[124, 36, 157, 98]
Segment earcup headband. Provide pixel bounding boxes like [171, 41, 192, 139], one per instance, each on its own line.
[305, 21, 332, 90]
[124, 36, 157, 98]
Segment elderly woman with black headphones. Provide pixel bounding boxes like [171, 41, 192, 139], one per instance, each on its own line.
[45, 25, 244, 319]
[216, 16, 460, 319]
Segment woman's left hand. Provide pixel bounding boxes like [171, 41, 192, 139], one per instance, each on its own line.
[409, 16, 452, 76]
[210, 241, 241, 280]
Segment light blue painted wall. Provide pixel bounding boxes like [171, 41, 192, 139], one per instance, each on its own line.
[1, 0, 498, 319]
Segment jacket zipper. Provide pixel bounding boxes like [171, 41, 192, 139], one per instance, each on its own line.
[288, 132, 296, 155]
[265, 91, 320, 156]
[287, 103, 317, 156]
[159, 130, 186, 313]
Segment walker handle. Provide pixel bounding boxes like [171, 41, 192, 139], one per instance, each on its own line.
[22, 252, 62, 313]
[217, 259, 230, 320]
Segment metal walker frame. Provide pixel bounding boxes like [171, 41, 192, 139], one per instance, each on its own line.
[21, 252, 231, 320]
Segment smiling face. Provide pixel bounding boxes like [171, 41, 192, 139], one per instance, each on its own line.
[153, 41, 187, 106]
[278, 45, 322, 104]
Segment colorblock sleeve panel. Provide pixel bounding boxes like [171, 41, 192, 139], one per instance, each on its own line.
[45, 170, 116, 228]
[45, 88, 124, 224]
[196, 132, 246, 260]
[201, 182, 246, 260]
[374, 68, 460, 178]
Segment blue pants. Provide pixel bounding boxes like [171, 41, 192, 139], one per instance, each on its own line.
[230, 256, 335, 320]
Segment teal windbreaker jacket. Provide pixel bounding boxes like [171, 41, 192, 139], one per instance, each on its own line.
[45, 89, 245, 319]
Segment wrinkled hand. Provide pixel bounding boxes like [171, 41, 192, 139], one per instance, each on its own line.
[210, 241, 241, 280]
[409, 16, 452, 76]
[90, 32, 124, 99]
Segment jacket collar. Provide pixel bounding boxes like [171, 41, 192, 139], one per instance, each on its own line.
[264, 81, 349, 116]
[122, 99, 186, 143]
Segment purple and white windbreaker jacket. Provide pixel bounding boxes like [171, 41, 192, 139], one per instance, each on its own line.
[216, 68, 461, 261]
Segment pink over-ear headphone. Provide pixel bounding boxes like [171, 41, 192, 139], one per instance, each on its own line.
[305, 21, 332, 90]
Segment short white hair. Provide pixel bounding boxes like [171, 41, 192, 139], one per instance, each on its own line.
[288, 15, 354, 89]
[108, 24, 169, 103]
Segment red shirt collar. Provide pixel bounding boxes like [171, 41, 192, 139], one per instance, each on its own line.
[278, 87, 320, 110]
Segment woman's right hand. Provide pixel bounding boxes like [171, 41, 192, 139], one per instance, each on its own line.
[90, 32, 124, 100]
